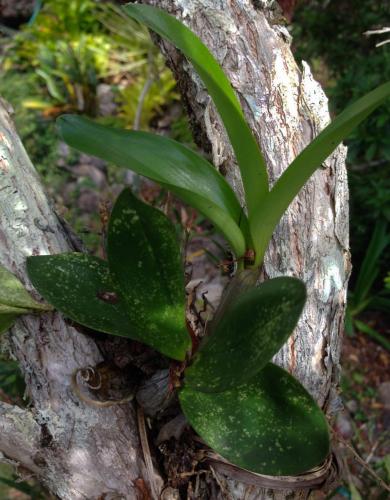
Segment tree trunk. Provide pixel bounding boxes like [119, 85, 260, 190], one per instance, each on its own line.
[0, 0, 350, 498]
[140, 0, 350, 497]
[0, 100, 158, 499]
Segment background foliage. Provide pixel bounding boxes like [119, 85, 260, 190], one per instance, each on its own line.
[293, 0, 390, 284]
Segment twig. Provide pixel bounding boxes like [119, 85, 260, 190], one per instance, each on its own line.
[209, 465, 233, 500]
[335, 433, 390, 493]
[364, 27, 390, 36]
[137, 405, 160, 500]
[365, 438, 380, 464]
[375, 39, 390, 47]
[363, 27, 390, 47]
[133, 51, 155, 131]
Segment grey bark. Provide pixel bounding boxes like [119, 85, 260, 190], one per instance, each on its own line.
[0, 0, 34, 20]
[0, 0, 350, 498]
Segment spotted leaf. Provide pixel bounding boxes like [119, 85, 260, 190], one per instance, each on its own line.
[180, 363, 330, 476]
[107, 188, 191, 361]
[185, 277, 306, 392]
[26, 253, 137, 339]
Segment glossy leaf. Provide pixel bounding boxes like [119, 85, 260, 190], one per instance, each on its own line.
[58, 114, 247, 257]
[124, 3, 268, 212]
[185, 277, 306, 392]
[251, 82, 390, 265]
[26, 253, 136, 338]
[0, 314, 17, 334]
[180, 363, 330, 476]
[0, 264, 51, 311]
[107, 189, 190, 360]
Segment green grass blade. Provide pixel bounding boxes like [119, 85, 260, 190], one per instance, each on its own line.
[250, 82, 390, 265]
[354, 320, 390, 352]
[58, 114, 247, 257]
[124, 4, 269, 213]
[353, 220, 389, 305]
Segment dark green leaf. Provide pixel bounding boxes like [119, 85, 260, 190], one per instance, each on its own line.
[26, 253, 136, 339]
[58, 115, 247, 257]
[0, 314, 17, 334]
[184, 277, 306, 392]
[180, 363, 330, 475]
[0, 263, 51, 311]
[124, 4, 268, 213]
[107, 189, 190, 360]
[251, 82, 390, 265]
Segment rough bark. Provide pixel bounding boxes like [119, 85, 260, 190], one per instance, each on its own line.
[0, 0, 350, 498]
[141, 0, 350, 497]
[0, 100, 153, 499]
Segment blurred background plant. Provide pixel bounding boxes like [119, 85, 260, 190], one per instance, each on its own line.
[345, 220, 390, 350]
[291, 1, 390, 498]
[0, 0, 191, 251]
[292, 0, 390, 292]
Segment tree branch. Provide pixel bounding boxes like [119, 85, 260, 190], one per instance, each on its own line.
[0, 100, 150, 498]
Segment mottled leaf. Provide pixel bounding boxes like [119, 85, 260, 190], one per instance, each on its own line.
[107, 189, 190, 361]
[185, 277, 306, 392]
[180, 363, 330, 476]
[0, 264, 51, 311]
[26, 253, 137, 339]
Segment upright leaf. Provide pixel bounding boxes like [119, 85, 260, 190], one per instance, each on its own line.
[185, 277, 306, 392]
[27, 253, 136, 338]
[124, 4, 268, 214]
[250, 82, 390, 265]
[180, 363, 330, 476]
[58, 115, 247, 257]
[107, 189, 191, 361]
